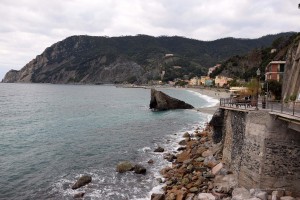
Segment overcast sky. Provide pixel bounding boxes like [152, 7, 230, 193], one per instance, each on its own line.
[0, 0, 299, 80]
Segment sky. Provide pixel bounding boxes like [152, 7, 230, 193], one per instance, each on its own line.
[0, 0, 299, 80]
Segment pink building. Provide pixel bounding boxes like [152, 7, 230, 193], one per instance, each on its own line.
[265, 61, 285, 82]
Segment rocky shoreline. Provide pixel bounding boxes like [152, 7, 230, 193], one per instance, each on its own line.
[150, 119, 299, 200]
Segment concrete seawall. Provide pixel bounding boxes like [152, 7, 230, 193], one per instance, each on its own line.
[211, 108, 300, 195]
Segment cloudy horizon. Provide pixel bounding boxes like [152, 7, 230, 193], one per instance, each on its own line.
[0, 0, 299, 80]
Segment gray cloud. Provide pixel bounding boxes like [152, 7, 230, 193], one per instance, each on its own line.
[0, 0, 299, 79]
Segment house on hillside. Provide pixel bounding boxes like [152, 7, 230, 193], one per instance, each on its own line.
[265, 61, 286, 82]
[189, 77, 200, 86]
[208, 64, 221, 76]
[200, 76, 211, 85]
[214, 76, 233, 87]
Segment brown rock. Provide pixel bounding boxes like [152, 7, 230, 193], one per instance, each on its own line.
[166, 192, 176, 200]
[176, 150, 191, 163]
[212, 162, 223, 175]
[202, 150, 213, 157]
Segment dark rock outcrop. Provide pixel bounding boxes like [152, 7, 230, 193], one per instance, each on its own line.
[72, 175, 92, 190]
[209, 108, 225, 143]
[149, 89, 194, 111]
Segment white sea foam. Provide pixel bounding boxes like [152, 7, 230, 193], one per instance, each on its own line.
[187, 90, 219, 107]
[138, 146, 151, 152]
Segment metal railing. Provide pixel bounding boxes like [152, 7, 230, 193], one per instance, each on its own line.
[220, 98, 300, 117]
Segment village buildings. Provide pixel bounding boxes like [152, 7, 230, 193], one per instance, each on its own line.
[265, 61, 286, 82]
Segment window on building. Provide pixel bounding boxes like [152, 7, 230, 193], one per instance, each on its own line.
[279, 64, 285, 72]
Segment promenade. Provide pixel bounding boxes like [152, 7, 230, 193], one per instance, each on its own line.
[220, 97, 300, 117]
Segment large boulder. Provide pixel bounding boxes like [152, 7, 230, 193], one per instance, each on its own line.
[71, 175, 92, 190]
[149, 89, 194, 111]
[116, 161, 135, 173]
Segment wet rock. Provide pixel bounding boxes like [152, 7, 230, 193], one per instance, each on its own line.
[154, 146, 165, 152]
[164, 153, 176, 162]
[134, 164, 146, 174]
[156, 178, 163, 183]
[71, 175, 92, 190]
[178, 140, 187, 145]
[151, 193, 165, 200]
[148, 159, 154, 164]
[197, 193, 216, 200]
[183, 132, 190, 138]
[177, 146, 186, 151]
[74, 192, 85, 198]
[116, 161, 134, 173]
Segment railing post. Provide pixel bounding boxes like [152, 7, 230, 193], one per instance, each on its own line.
[293, 101, 295, 116]
[271, 101, 273, 111]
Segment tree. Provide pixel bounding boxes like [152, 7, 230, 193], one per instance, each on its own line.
[264, 80, 282, 100]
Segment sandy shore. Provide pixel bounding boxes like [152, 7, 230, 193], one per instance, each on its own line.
[186, 88, 230, 115]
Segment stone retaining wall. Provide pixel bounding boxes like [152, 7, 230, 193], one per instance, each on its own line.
[213, 109, 300, 195]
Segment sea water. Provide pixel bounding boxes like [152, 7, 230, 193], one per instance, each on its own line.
[0, 84, 217, 200]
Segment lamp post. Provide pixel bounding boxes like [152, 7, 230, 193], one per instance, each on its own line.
[256, 68, 261, 110]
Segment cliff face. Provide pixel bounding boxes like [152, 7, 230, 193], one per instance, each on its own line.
[282, 37, 300, 100]
[2, 36, 159, 84]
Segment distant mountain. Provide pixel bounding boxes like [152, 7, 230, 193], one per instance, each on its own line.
[2, 32, 295, 84]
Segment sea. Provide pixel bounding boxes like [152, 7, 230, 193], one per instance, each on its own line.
[0, 84, 218, 200]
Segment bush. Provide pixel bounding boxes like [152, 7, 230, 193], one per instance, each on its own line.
[289, 94, 297, 101]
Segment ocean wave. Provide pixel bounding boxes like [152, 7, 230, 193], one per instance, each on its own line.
[187, 90, 219, 107]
